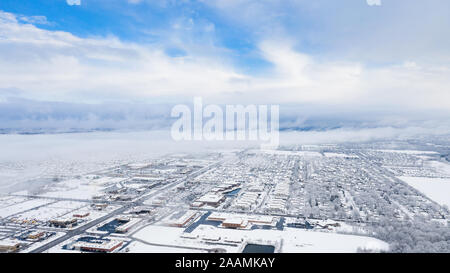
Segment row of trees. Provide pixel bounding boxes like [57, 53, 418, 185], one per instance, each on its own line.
[371, 216, 450, 252]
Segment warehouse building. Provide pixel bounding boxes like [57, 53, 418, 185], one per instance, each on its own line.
[196, 193, 226, 207]
[0, 239, 21, 253]
[72, 239, 123, 253]
[115, 218, 141, 233]
[49, 218, 77, 228]
[168, 210, 199, 228]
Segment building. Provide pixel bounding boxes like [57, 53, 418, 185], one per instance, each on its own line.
[92, 203, 108, 210]
[28, 231, 46, 240]
[168, 210, 198, 228]
[132, 176, 159, 182]
[190, 201, 204, 208]
[72, 239, 123, 253]
[132, 177, 163, 189]
[0, 240, 21, 253]
[73, 212, 90, 218]
[196, 193, 226, 207]
[202, 235, 221, 241]
[248, 216, 274, 225]
[207, 213, 273, 229]
[207, 213, 227, 222]
[289, 219, 314, 229]
[115, 218, 141, 233]
[130, 206, 153, 215]
[151, 199, 165, 206]
[233, 192, 259, 211]
[116, 215, 131, 223]
[222, 218, 247, 229]
[106, 185, 126, 194]
[92, 195, 104, 200]
[117, 195, 133, 201]
[49, 218, 77, 228]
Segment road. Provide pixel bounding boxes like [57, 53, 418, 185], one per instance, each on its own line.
[30, 159, 223, 253]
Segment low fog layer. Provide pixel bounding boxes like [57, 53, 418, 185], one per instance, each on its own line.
[1, 97, 449, 134]
[0, 127, 448, 193]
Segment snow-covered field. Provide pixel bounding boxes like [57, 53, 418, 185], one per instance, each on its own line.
[0, 198, 54, 218]
[375, 149, 439, 155]
[398, 176, 450, 207]
[0, 196, 28, 207]
[39, 176, 124, 200]
[125, 241, 207, 253]
[426, 161, 450, 177]
[258, 150, 322, 157]
[324, 152, 358, 158]
[14, 201, 86, 222]
[133, 224, 388, 253]
[0, 131, 255, 194]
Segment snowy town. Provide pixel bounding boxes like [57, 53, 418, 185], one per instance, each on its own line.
[1, 137, 449, 253]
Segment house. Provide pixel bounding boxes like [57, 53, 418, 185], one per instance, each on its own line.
[0, 239, 21, 253]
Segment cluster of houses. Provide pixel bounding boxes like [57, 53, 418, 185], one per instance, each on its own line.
[265, 180, 290, 214]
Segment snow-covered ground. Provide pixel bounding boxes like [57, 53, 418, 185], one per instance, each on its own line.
[375, 149, 439, 155]
[0, 198, 53, 218]
[133, 224, 388, 253]
[125, 241, 207, 253]
[426, 161, 450, 177]
[14, 201, 86, 222]
[39, 176, 124, 200]
[324, 152, 358, 158]
[0, 196, 28, 207]
[397, 176, 450, 207]
[258, 150, 322, 157]
[0, 131, 254, 194]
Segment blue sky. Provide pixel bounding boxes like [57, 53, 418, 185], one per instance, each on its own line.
[0, 0, 449, 131]
[0, 0, 268, 71]
[1, 0, 448, 63]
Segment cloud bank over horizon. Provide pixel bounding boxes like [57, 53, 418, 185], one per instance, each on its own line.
[0, 1, 449, 133]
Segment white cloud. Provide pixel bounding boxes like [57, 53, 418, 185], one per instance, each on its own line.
[66, 0, 81, 6]
[280, 125, 450, 146]
[366, 0, 382, 6]
[0, 10, 449, 114]
[17, 15, 50, 25]
[0, 11, 242, 103]
[205, 1, 450, 65]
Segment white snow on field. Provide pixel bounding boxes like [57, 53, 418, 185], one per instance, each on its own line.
[0, 198, 53, 218]
[324, 152, 358, 158]
[426, 161, 450, 176]
[398, 176, 450, 207]
[39, 177, 114, 200]
[375, 149, 438, 155]
[0, 131, 254, 194]
[281, 228, 387, 252]
[133, 224, 388, 253]
[0, 196, 28, 208]
[258, 150, 322, 157]
[15, 201, 86, 222]
[48, 201, 86, 209]
[125, 241, 206, 253]
[125, 183, 147, 189]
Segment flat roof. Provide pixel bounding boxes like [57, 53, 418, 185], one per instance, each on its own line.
[197, 194, 224, 203]
[0, 239, 20, 246]
[72, 239, 123, 251]
[223, 218, 243, 225]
